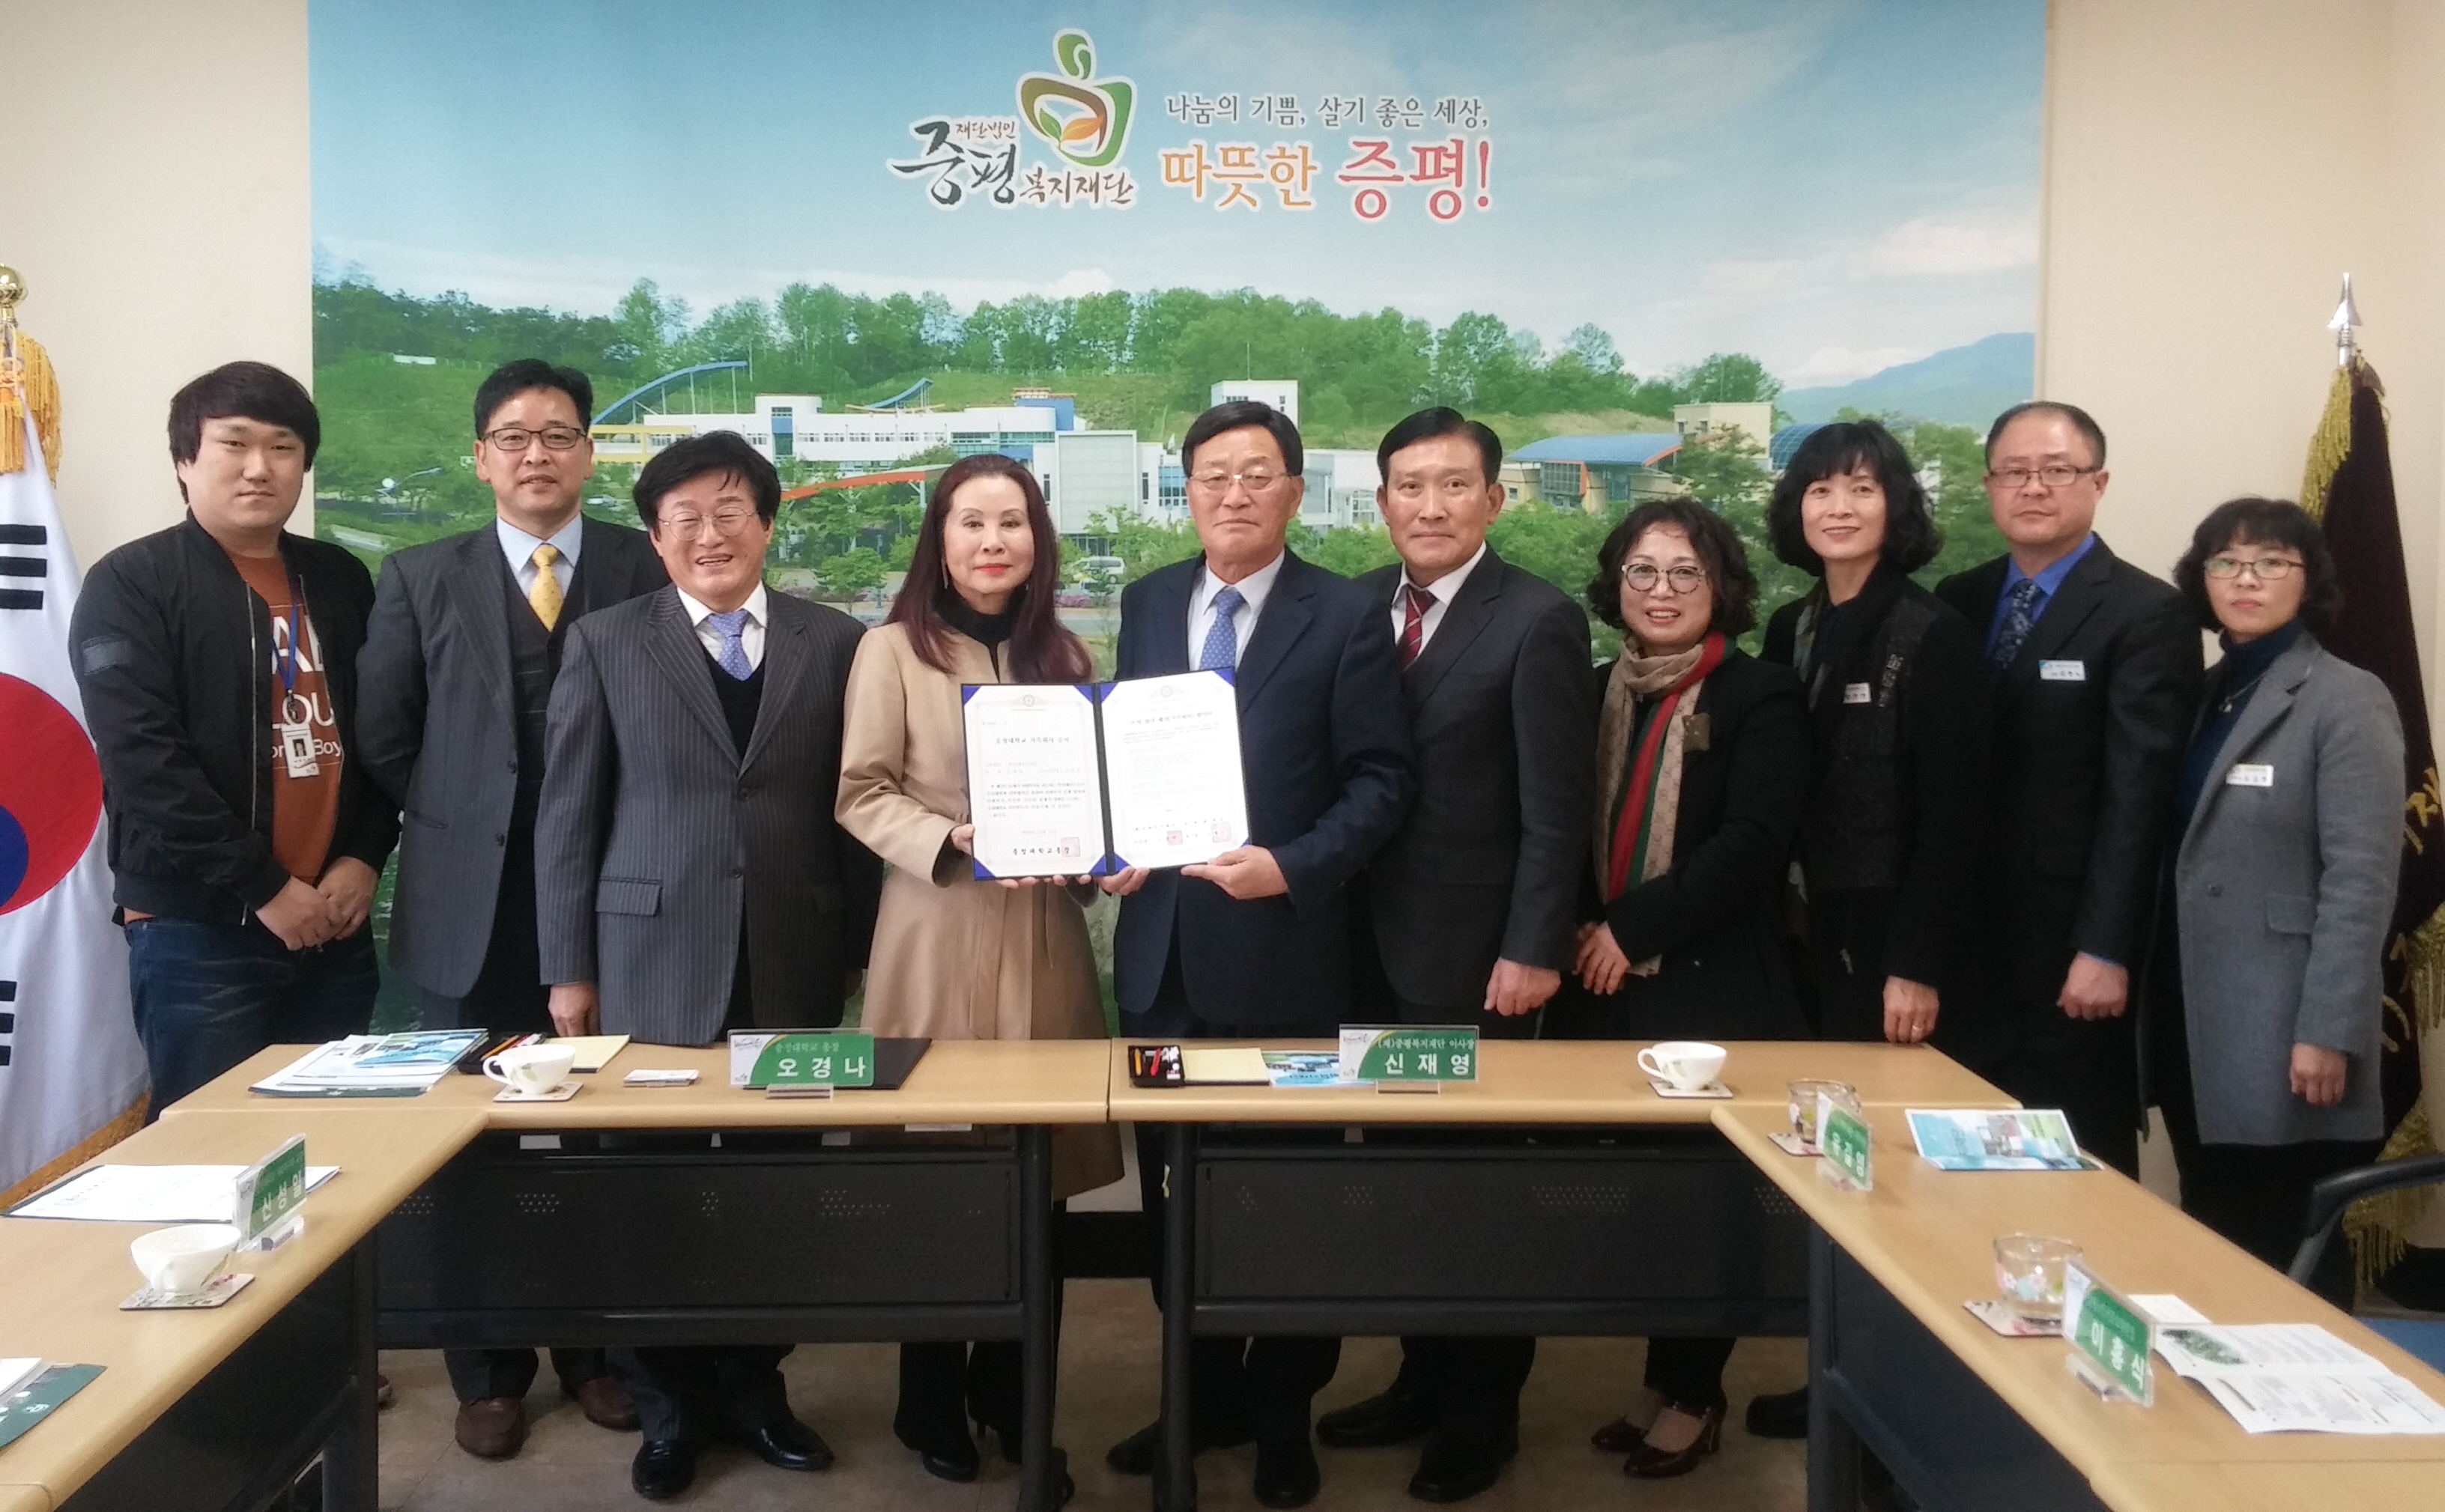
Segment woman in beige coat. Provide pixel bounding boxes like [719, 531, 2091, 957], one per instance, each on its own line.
[837, 452, 1118, 1487]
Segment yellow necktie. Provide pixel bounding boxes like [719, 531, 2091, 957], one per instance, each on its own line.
[528, 544, 563, 630]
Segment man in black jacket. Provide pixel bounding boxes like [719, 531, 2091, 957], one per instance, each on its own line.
[70, 362, 399, 1111]
[355, 359, 660, 1460]
[1934, 401, 2202, 1175]
[1318, 409, 1595, 1503]
[1101, 401, 1414, 1509]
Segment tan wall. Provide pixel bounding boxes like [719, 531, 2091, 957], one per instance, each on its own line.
[16, 0, 313, 570]
[2043, 0, 2445, 707]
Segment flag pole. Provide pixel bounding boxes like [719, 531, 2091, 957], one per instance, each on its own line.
[2330, 272, 2360, 368]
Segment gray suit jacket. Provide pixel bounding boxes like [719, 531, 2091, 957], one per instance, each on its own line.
[357, 518, 666, 997]
[533, 586, 879, 1045]
[2172, 634, 2403, 1144]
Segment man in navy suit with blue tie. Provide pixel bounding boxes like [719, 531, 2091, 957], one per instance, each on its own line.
[1100, 401, 1414, 1508]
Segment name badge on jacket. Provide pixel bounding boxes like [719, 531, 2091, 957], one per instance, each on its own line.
[2226, 763, 2274, 788]
[1843, 681, 1873, 705]
[2039, 660, 2086, 682]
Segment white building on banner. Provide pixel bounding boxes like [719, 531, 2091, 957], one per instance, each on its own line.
[591, 392, 1074, 471]
[1300, 449, 1383, 530]
[1209, 379, 1299, 424]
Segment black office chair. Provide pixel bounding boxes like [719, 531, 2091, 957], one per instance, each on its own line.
[2288, 1152, 2445, 1372]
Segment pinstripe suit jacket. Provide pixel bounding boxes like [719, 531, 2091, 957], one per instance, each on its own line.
[534, 584, 880, 1045]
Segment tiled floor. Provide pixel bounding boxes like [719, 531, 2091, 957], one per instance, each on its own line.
[376, 1279, 1808, 1511]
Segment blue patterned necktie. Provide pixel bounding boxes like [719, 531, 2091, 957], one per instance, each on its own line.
[706, 608, 754, 680]
[1198, 584, 1245, 670]
[1990, 578, 2043, 670]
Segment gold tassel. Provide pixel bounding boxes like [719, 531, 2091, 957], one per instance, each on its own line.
[0, 328, 62, 482]
[2300, 363, 2353, 518]
[2345, 902, 2445, 1287]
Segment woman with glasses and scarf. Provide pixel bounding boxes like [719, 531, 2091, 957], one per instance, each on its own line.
[1555, 497, 1811, 1479]
[2155, 497, 2401, 1305]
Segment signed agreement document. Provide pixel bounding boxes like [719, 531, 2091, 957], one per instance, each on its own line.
[961, 670, 1248, 878]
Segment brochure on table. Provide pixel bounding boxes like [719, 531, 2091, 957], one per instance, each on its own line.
[2153, 1321, 2445, 1435]
[1908, 1108, 2093, 1171]
[249, 1030, 486, 1096]
[8, 1162, 339, 1223]
[962, 671, 1247, 878]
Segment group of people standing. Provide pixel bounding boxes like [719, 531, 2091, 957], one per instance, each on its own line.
[67, 357, 2405, 1507]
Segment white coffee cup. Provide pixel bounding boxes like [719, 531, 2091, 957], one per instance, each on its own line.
[484, 1042, 577, 1095]
[1637, 1040, 1727, 1091]
[131, 1222, 240, 1296]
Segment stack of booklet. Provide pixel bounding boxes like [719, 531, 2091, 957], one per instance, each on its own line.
[2152, 1319, 2445, 1434]
[1906, 1108, 2094, 1171]
[249, 1030, 486, 1097]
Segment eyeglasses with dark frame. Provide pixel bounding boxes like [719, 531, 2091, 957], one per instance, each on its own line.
[1621, 562, 1709, 595]
[484, 425, 590, 452]
[2203, 554, 2303, 580]
[1984, 463, 2100, 491]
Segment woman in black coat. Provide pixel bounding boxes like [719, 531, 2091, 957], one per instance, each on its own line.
[1554, 497, 1810, 1480]
[1758, 420, 1988, 1048]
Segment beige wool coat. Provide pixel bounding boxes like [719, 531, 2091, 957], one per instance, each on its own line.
[837, 622, 1119, 1194]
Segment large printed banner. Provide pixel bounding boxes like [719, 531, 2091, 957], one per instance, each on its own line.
[308, 1, 2045, 582]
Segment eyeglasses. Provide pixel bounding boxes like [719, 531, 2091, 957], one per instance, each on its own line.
[660, 508, 758, 537]
[1188, 470, 1289, 497]
[2204, 554, 2303, 580]
[1622, 562, 1709, 595]
[484, 425, 589, 452]
[1985, 464, 2100, 490]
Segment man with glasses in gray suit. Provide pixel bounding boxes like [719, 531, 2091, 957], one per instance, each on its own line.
[534, 429, 879, 1501]
[358, 359, 664, 1460]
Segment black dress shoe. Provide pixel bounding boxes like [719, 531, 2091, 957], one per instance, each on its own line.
[1105, 1416, 1253, 1475]
[1315, 1384, 1438, 1448]
[1408, 1426, 1518, 1504]
[740, 1416, 835, 1472]
[630, 1441, 697, 1501]
[1745, 1385, 1809, 1440]
[1253, 1430, 1322, 1510]
[909, 1434, 980, 1483]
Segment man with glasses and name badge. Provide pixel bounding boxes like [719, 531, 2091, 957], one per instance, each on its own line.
[1100, 401, 1413, 1508]
[357, 359, 664, 1461]
[1933, 402, 2202, 1173]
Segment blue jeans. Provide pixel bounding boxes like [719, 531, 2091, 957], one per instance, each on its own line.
[125, 917, 379, 1114]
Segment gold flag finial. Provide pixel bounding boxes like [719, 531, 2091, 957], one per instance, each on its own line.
[0, 264, 62, 481]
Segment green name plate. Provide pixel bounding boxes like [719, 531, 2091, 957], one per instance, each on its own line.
[1338, 1026, 1479, 1083]
[729, 1031, 876, 1089]
[2063, 1260, 2155, 1405]
[1817, 1096, 1873, 1191]
[234, 1134, 307, 1247]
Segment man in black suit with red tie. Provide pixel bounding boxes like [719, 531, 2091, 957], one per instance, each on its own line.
[1316, 409, 1596, 1502]
[1100, 400, 1414, 1509]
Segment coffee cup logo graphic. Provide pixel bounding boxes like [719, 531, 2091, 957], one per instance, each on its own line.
[1018, 30, 1134, 168]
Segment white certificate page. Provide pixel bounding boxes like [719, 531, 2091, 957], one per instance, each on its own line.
[1100, 670, 1249, 869]
[962, 683, 1109, 877]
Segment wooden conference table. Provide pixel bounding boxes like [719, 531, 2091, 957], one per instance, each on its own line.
[1109, 1037, 2014, 1512]
[0, 1105, 485, 1512]
[1716, 1102, 2445, 1512]
[175, 1038, 1108, 1512]
[11, 1037, 2444, 1512]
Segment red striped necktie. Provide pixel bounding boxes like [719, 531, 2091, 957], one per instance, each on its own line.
[1399, 583, 1436, 668]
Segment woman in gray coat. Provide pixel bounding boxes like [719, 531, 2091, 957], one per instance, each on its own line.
[2156, 497, 2403, 1303]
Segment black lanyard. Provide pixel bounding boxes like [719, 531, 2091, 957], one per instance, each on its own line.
[275, 561, 306, 701]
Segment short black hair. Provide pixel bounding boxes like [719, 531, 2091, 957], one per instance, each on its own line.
[168, 361, 321, 479]
[634, 431, 781, 529]
[2172, 497, 2342, 637]
[475, 359, 594, 437]
[1590, 497, 1760, 638]
[1184, 400, 1303, 476]
[1377, 407, 1503, 485]
[1766, 419, 1940, 575]
[1985, 401, 2107, 469]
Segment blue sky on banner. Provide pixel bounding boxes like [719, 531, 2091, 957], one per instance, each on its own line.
[310, 0, 2041, 386]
